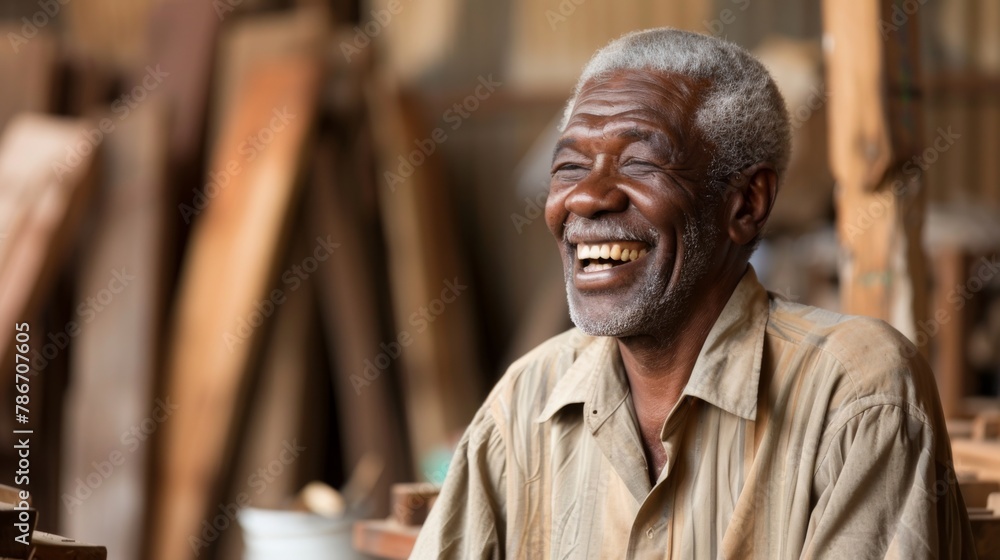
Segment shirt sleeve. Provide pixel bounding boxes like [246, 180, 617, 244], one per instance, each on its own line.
[801, 402, 976, 559]
[409, 405, 507, 560]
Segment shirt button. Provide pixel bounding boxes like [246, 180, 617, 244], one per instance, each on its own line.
[646, 527, 655, 539]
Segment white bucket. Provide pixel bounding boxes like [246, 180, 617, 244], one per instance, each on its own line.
[238, 507, 365, 559]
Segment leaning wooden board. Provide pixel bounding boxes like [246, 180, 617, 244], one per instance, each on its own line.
[365, 75, 482, 477]
[214, 241, 319, 560]
[0, 115, 97, 426]
[148, 55, 321, 560]
[60, 102, 167, 560]
[308, 133, 411, 514]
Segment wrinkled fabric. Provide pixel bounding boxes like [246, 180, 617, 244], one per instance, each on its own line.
[411, 267, 975, 559]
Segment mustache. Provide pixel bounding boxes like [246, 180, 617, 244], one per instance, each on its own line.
[562, 218, 658, 245]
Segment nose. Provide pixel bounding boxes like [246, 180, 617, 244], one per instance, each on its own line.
[564, 171, 629, 219]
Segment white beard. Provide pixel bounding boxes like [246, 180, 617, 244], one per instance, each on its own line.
[566, 199, 720, 339]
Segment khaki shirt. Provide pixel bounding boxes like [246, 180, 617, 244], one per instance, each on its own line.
[411, 268, 975, 559]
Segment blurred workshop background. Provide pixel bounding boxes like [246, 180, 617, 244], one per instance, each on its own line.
[0, 0, 998, 558]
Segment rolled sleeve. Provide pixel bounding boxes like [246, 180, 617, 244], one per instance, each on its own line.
[802, 402, 975, 559]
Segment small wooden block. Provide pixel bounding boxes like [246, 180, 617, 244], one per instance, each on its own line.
[973, 413, 1000, 441]
[0, 484, 29, 507]
[29, 531, 107, 560]
[988, 492, 1000, 515]
[390, 483, 439, 527]
[353, 519, 420, 560]
[960, 480, 1000, 508]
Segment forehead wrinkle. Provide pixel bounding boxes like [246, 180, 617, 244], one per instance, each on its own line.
[558, 71, 709, 168]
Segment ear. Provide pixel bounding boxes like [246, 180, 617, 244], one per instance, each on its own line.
[725, 163, 778, 247]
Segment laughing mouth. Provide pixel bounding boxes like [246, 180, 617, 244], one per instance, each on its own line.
[575, 241, 649, 272]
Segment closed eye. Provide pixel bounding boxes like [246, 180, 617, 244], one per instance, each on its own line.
[552, 163, 590, 179]
[621, 159, 663, 177]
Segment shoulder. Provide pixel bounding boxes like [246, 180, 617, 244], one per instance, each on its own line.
[766, 297, 941, 426]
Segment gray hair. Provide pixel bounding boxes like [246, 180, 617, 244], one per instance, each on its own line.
[561, 28, 791, 183]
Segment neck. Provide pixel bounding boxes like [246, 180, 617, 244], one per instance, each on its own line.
[617, 263, 746, 417]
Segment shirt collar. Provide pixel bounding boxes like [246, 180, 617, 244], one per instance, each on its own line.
[535, 266, 769, 423]
[682, 265, 768, 420]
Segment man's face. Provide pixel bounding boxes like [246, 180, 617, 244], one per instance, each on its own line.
[545, 69, 725, 339]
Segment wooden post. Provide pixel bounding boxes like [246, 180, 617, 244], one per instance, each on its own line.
[932, 248, 967, 418]
[823, 0, 928, 344]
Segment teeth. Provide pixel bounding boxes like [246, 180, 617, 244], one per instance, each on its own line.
[583, 262, 614, 272]
[575, 242, 651, 266]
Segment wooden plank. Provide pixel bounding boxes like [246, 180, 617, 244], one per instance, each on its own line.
[214, 248, 317, 560]
[308, 133, 411, 515]
[365, 76, 481, 477]
[149, 53, 321, 560]
[823, 0, 927, 340]
[208, 7, 326, 148]
[0, 114, 98, 407]
[59, 102, 167, 560]
[30, 531, 107, 560]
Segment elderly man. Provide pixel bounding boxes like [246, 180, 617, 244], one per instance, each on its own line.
[411, 28, 974, 559]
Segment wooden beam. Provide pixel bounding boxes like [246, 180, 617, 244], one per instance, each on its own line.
[823, 0, 927, 340]
[149, 53, 321, 560]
